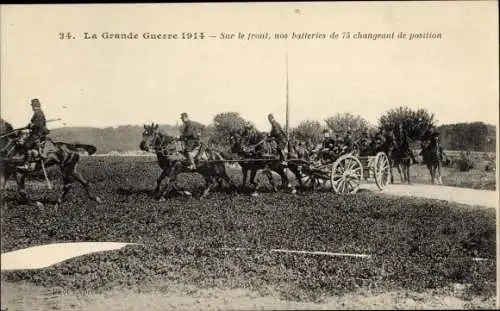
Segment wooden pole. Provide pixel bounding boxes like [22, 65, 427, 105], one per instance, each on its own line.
[285, 53, 289, 140]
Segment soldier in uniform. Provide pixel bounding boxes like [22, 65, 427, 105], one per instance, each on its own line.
[17, 98, 50, 170]
[267, 114, 288, 165]
[394, 122, 418, 164]
[359, 129, 371, 153]
[241, 124, 266, 156]
[179, 112, 201, 170]
[420, 125, 443, 160]
[311, 129, 335, 160]
[342, 130, 354, 153]
[321, 129, 336, 151]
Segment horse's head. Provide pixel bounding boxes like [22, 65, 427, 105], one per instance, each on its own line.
[229, 131, 244, 153]
[140, 123, 161, 152]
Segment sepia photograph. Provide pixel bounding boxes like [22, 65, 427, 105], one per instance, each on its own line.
[1, 2, 498, 310]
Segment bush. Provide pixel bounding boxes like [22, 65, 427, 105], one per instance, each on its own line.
[456, 151, 474, 172]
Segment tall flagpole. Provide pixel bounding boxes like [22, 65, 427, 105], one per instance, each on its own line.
[285, 53, 289, 140]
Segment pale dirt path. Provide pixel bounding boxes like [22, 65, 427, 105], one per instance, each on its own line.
[359, 183, 498, 209]
[1, 281, 496, 311]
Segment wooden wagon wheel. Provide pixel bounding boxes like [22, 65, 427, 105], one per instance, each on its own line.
[330, 154, 363, 194]
[374, 152, 390, 190]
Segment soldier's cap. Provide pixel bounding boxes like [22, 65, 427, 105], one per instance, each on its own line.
[31, 98, 41, 107]
[180, 112, 188, 118]
[322, 129, 329, 133]
[244, 124, 253, 128]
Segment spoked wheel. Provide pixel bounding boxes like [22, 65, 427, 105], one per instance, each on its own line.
[374, 152, 390, 190]
[330, 155, 363, 194]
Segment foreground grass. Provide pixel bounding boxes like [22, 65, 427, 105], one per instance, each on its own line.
[1, 157, 497, 309]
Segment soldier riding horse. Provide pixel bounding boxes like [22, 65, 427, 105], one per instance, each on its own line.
[1, 101, 101, 205]
[140, 123, 237, 200]
[420, 125, 443, 184]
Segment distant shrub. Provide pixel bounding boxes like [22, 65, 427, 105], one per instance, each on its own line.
[456, 151, 474, 172]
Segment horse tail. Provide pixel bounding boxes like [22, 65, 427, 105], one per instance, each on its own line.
[54, 142, 97, 155]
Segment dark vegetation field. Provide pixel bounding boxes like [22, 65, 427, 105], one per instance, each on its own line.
[0, 157, 497, 304]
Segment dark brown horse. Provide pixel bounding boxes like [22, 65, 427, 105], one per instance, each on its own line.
[373, 128, 412, 184]
[421, 134, 443, 184]
[229, 131, 296, 196]
[139, 123, 237, 200]
[1, 118, 101, 205]
[391, 124, 413, 184]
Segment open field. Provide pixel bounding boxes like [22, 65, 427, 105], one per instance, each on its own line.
[1, 156, 497, 310]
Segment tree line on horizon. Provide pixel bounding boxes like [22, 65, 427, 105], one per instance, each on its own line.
[47, 107, 496, 154]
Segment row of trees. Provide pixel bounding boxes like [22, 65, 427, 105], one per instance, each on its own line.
[192, 107, 495, 152]
[203, 107, 436, 147]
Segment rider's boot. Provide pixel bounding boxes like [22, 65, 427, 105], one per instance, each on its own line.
[279, 149, 288, 166]
[410, 152, 418, 164]
[187, 152, 196, 170]
[16, 151, 32, 171]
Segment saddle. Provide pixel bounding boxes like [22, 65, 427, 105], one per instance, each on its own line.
[26, 141, 48, 162]
[189, 144, 208, 161]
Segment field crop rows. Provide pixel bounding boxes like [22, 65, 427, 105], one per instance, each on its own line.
[0, 156, 497, 303]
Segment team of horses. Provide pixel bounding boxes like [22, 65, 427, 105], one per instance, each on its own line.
[1, 119, 443, 204]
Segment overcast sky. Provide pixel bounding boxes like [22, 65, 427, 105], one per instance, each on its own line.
[1, 2, 498, 131]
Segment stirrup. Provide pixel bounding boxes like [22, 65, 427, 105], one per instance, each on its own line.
[17, 163, 30, 171]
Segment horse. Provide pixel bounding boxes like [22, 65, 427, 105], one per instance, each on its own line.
[391, 126, 413, 184]
[139, 123, 237, 200]
[421, 135, 443, 184]
[373, 130, 409, 184]
[229, 131, 296, 196]
[0, 118, 101, 205]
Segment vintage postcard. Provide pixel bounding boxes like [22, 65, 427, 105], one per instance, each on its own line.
[1, 2, 498, 310]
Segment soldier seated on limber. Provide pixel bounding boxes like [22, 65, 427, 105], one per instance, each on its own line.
[312, 129, 335, 159]
[179, 112, 201, 170]
[17, 98, 50, 171]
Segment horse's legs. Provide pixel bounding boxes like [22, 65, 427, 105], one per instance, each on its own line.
[427, 164, 435, 184]
[15, 171, 28, 204]
[200, 175, 218, 199]
[241, 166, 249, 188]
[290, 166, 304, 190]
[249, 168, 258, 188]
[62, 162, 101, 203]
[0, 168, 12, 192]
[159, 164, 181, 200]
[155, 169, 168, 194]
[217, 164, 238, 191]
[394, 161, 404, 183]
[389, 162, 395, 184]
[248, 168, 259, 196]
[58, 172, 73, 203]
[279, 167, 296, 194]
[436, 162, 443, 184]
[264, 167, 279, 192]
[405, 162, 411, 184]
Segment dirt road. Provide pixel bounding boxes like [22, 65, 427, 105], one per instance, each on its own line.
[359, 183, 498, 209]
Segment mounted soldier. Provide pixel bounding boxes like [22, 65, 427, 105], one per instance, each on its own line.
[241, 124, 266, 157]
[420, 125, 443, 160]
[17, 98, 50, 171]
[179, 112, 202, 170]
[394, 121, 418, 164]
[267, 113, 288, 165]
